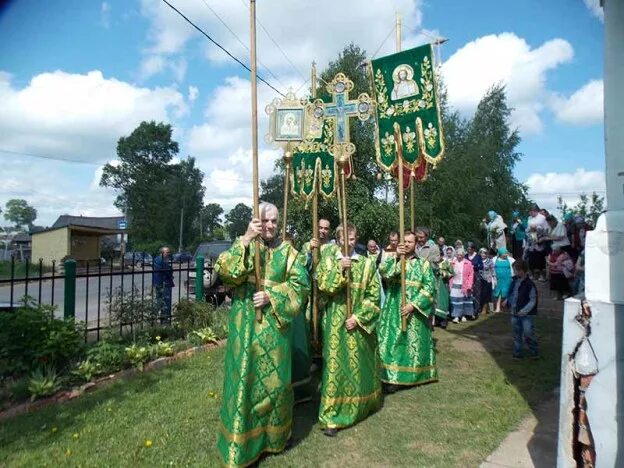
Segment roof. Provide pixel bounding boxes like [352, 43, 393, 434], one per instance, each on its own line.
[12, 232, 31, 242]
[52, 215, 126, 230]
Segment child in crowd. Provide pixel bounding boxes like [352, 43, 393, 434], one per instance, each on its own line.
[505, 260, 539, 359]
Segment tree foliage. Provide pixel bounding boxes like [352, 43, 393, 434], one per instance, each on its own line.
[225, 203, 252, 239]
[100, 121, 205, 249]
[3, 199, 37, 230]
[558, 192, 605, 226]
[259, 44, 529, 247]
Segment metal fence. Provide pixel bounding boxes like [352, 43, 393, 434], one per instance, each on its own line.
[0, 255, 211, 342]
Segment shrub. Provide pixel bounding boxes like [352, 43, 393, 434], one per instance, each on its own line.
[28, 366, 61, 401]
[189, 327, 219, 346]
[154, 337, 174, 357]
[125, 345, 152, 371]
[0, 298, 85, 377]
[135, 324, 186, 344]
[73, 360, 100, 383]
[86, 342, 127, 374]
[106, 287, 160, 342]
[173, 300, 215, 332]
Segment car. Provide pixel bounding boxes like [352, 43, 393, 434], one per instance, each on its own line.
[186, 241, 232, 305]
[123, 251, 153, 268]
[172, 252, 193, 264]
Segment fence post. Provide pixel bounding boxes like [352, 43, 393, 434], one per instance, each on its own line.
[64, 259, 76, 319]
[195, 256, 204, 302]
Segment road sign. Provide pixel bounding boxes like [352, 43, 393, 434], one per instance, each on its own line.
[117, 220, 127, 230]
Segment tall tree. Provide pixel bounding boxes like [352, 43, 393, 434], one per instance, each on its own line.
[4, 199, 37, 230]
[558, 192, 605, 225]
[225, 203, 252, 239]
[201, 203, 224, 237]
[100, 121, 206, 248]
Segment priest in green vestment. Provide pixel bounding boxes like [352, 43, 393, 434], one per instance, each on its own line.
[215, 203, 310, 467]
[378, 230, 438, 393]
[316, 222, 382, 437]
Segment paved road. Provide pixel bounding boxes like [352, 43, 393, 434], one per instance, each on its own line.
[0, 267, 194, 327]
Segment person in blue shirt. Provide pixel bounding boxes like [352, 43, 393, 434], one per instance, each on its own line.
[152, 246, 174, 324]
[504, 259, 539, 359]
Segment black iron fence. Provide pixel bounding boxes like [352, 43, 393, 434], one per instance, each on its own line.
[0, 255, 213, 342]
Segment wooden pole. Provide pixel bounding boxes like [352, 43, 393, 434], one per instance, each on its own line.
[250, 0, 262, 322]
[395, 14, 407, 332]
[339, 162, 352, 318]
[395, 124, 407, 332]
[410, 173, 415, 231]
[282, 146, 292, 241]
[310, 61, 320, 348]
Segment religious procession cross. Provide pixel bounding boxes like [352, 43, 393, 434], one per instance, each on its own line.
[309, 73, 374, 318]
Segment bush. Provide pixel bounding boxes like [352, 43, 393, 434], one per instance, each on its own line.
[135, 324, 186, 344]
[173, 300, 215, 332]
[0, 298, 85, 377]
[28, 366, 61, 401]
[125, 345, 152, 371]
[86, 342, 127, 375]
[106, 287, 160, 342]
[73, 360, 100, 383]
[188, 327, 219, 346]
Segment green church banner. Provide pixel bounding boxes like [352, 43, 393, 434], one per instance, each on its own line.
[291, 117, 336, 200]
[370, 43, 444, 173]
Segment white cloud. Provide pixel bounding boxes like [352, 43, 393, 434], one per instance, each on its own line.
[0, 70, 187, 163]
[583, 0, 604, 21]
[101, 2, 111, 28]
[550, 79, 603, 125]
[442, 33, 574, 134]
[188, 85, 199, 102]
[139, 0, 425, 82]
[525, 169, 606, 213]
[0, 158, 121, 226]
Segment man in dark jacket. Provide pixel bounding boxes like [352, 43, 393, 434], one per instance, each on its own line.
[152, 246, 174, 324]
[505, 260, 539, 359]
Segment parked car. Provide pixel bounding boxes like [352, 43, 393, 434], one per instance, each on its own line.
[172, 252, 193, 264]
[186, 241, 232, 305]
[123, 251, 153, 268]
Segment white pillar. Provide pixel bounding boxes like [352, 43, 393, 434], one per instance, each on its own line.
[558, 2, 624, 467]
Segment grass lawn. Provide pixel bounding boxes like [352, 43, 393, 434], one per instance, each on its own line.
[0, 260, 54, 280]
[0, 312, 562, 467]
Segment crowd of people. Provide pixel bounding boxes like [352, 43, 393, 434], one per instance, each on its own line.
[211, 202, 591, 467]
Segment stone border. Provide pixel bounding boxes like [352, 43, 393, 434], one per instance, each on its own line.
[0, 339, 226, 423]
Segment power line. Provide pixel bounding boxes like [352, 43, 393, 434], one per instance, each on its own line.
[198, 0, 286, 90]
[239, 0, 307, 85]
[0, 148, 108, 166]
[160, 0, 285, 97]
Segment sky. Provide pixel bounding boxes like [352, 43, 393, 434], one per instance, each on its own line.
[0, 0, 606, 226]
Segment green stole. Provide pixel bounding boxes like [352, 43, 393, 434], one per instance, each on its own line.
[215, 238, 310, 467]
[378, 254, 438, 386]
[316, 245, 382, 429]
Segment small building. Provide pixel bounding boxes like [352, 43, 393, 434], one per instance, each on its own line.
[31, 215, 126, 267]
[11, 232, 32, 261]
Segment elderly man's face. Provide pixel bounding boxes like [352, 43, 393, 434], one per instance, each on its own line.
[319, 219, 331, 241]
[367, 240, 378, 254]
[261, 207, 279, 240]
[162, 248, 170, 257]
[415, 231, 427, 246]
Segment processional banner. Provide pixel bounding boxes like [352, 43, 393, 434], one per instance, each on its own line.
[370, 43, 444, 182]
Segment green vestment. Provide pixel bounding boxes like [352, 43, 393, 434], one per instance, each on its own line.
[215, 238, 310, 467]
[291, 245, 312, 404]
[378, 254, 438, 386]
[317, 246, 382, 429]
[434, 259, 454, 318]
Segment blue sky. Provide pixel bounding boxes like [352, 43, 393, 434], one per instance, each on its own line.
[0, 0, 605, 225]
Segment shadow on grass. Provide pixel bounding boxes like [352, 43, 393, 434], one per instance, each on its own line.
[442, 283, 563, 467]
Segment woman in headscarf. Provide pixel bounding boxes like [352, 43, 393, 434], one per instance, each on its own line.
[479, 247, 495, 315]
[510, 210, 527, 261]
[466, 241, 483, 318]
[449, 248, 475, 323]
[482, 210, 508, 251]
[492, 247, 515, 313]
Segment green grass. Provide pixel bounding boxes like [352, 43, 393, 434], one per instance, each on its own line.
[0, 313, 562, 467]
[0, 260, 54, 280]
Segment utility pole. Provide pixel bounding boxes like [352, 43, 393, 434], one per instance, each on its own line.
[178, 207, 184, 253]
